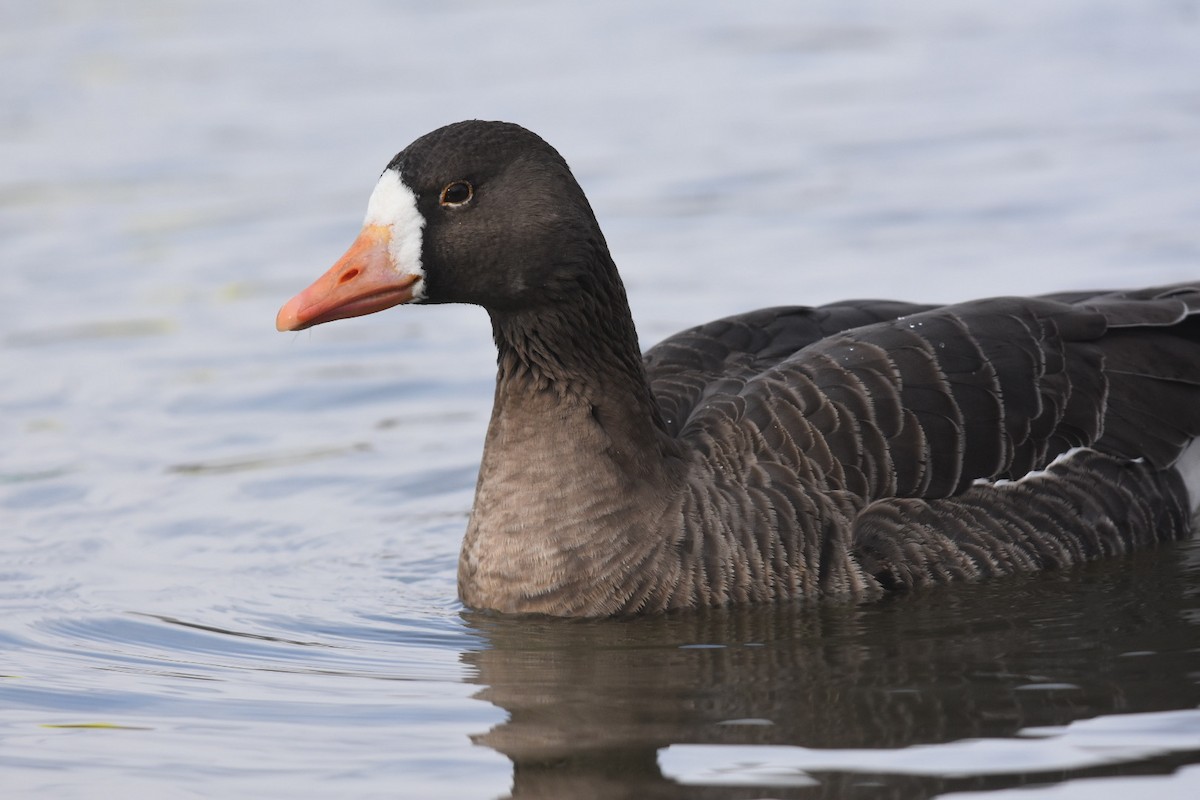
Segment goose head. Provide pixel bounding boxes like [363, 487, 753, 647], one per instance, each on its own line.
[276, 120, 606, 331]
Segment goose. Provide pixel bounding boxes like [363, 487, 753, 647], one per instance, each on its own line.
[276, 120, 1200, 617]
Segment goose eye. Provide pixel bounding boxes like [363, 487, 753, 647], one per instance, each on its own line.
[439, 180, 473, 207]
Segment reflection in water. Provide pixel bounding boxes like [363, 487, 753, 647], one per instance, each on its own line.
[462, 541, 1200, 798]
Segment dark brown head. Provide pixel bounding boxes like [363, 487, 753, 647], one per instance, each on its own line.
[276, 120, 609, 330]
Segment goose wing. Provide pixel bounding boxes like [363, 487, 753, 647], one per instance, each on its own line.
[675, 284, 1200, 500]
[644, 300, 933, 437]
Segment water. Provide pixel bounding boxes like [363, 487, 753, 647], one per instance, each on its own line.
[3, 1, 1200, 797]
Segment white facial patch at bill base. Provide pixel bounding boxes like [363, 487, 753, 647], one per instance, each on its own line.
[363, 168, 427, 301]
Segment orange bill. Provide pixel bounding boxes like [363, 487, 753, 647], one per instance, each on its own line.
[276, 224, 421, 331]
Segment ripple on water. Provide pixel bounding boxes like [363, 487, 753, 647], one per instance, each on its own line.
[26, 608, 476, 684]
[658, 709, 1200, 785]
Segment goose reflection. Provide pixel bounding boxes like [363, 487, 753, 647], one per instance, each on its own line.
[459, 546, 1200, 799]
